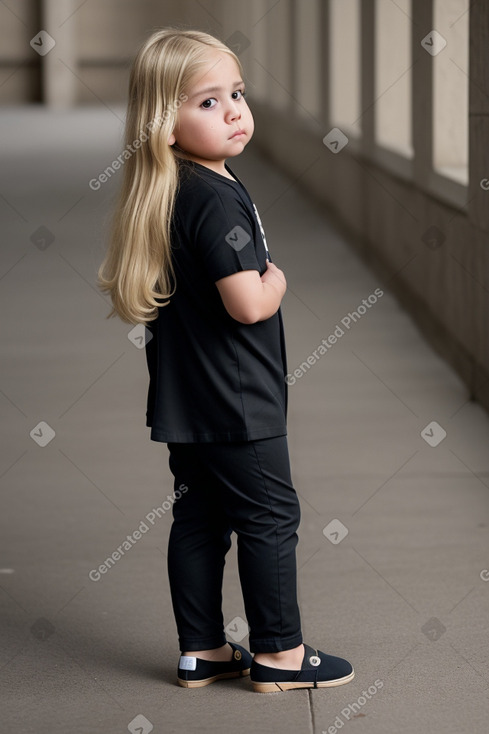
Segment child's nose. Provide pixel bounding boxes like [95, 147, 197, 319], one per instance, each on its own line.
[226, 102, 241, 121]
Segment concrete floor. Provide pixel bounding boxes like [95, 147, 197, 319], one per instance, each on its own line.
[1, 107, 489, 734]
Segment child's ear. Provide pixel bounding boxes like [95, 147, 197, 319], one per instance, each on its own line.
[168, 132, 176, 146]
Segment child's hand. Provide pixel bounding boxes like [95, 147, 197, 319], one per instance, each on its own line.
[261, 260, 287, 297]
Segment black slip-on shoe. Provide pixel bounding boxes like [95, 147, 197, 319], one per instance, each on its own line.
[250, 643, 354, 693]
[177, 643, 252, 688]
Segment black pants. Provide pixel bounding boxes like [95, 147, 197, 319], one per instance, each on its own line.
[166, 436, 303, 653]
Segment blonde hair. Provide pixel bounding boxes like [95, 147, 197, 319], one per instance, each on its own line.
[98, 28, 243, 324]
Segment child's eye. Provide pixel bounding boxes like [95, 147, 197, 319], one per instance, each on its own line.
[232, 90, 246, 100]
[201, 98, 217, 109]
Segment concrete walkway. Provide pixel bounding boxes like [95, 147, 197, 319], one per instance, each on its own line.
[1, 107, 488, 734]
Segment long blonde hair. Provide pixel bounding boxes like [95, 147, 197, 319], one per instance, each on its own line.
[98, 29, 243, 324]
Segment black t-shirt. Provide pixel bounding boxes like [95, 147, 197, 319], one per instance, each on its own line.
[145, 159, 288, 442]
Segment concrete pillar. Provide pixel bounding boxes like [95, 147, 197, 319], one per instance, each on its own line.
[320, 0, 331, 127]
[468, 0, 489, 232]
[360, 0, 375, 154]
[264, 0, 294, 110]
[411, 0, 433, 188]
[41, 0, 77, 107]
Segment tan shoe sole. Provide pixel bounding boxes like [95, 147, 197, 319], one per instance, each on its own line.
[178, 668, 251, 688]
[251, 669, 355, 693]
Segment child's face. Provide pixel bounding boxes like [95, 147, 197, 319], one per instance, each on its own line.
[169, 50, 254, 175]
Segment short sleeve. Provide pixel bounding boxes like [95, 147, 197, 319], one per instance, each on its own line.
[180, 183, 262, 283]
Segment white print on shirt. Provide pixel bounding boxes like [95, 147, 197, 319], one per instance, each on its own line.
[252, 203, 270, 259]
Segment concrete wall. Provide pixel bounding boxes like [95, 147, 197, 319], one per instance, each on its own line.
[0, 0, 222, 105]
[0, 0, 41, 103]
[220, 0, 489, 411]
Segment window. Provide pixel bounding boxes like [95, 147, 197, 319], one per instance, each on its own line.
[432, 0, 469, 184]
[374, 0, 413, 157]
[329, 0, 361, 136]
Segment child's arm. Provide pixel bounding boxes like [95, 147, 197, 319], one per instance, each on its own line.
[216, 260, 287, 324]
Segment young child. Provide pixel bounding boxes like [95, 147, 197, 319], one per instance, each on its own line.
[98, 28, 354, 693]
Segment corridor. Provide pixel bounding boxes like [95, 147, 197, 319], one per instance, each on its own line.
[1, 104, 488, 734]
[1, 1, 489, 732]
